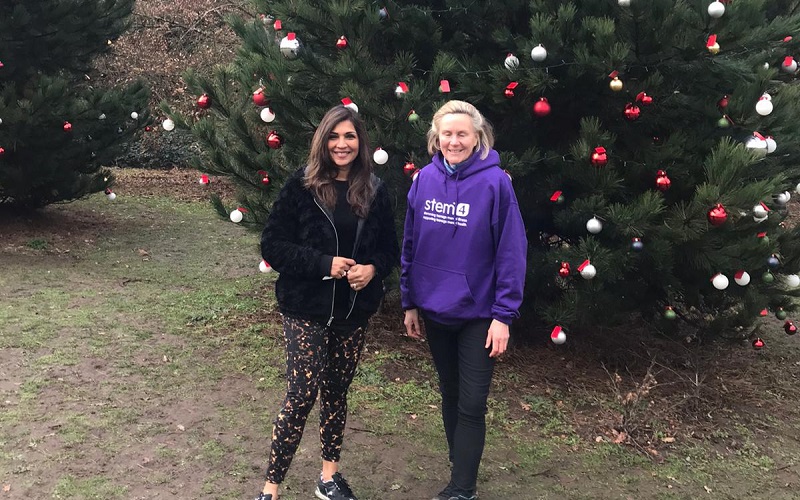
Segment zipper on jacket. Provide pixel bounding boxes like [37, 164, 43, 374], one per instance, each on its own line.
[314, 198, 339, 326]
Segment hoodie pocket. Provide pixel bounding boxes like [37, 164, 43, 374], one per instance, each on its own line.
[411, 261, 476, 315]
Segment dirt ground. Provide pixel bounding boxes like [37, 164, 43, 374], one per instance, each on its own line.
[3, 169, 800, 500]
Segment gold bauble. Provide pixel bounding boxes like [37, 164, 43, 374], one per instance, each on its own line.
[707, 43, 720, 55]
[609, 77, 623, 92]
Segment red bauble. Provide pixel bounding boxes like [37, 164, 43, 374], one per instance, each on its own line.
[253, 88, 269, 107]
[785, 321, 797, 335]
[752, 337, 765, 350]
[558, 262, 571, 277]
[336, 36, 348, 49]
[590, 146, 607, 167]
[532, 98, 551, 117]
[63, 121, 72, 132]
[707, 203, 728, 226]
[197, 93, 212, 109]
[655, 170, 671, 191]
[266, 131, 283, 149]
[718, 95, 729, 108]
[636, 92, 653, 105]
[624, 103, 641, 121]
[403, 162, 417, 176]
[257, 170, 270, 185]
[0, 146, 5, 156]
[145, 125, 152, 132]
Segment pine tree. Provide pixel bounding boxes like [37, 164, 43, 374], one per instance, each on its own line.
[171, 0, 800, 342]
[0, 0, 150, 209]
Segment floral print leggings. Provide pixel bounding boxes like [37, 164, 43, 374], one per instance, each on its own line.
[265, 315, 367, 484]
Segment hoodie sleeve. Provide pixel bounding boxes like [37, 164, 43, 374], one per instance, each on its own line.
[400, 177, 419, 310]
[261, 176, 328, 279]
[491, 175, 528, 324]
[362, 182, 400, 279]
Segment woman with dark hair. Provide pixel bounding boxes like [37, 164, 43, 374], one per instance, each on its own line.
[401, 100, 527, 500]
[255, 105, 399, 500]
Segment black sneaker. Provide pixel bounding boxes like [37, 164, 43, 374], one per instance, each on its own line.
[315, 472, 357, 500]
[447, 496, 477, 500]
[254, 494, 272, 500]
[432, 483, 455, 500]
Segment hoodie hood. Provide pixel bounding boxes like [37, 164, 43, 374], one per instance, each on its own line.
[431, 148, 501, 179]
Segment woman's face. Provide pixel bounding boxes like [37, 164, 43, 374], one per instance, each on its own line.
[328, 120, 359, 170]
[438, 113, 479, 165]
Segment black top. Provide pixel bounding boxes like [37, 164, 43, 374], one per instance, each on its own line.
[333, 180, 358, 319]
[260, 168, 400, 324]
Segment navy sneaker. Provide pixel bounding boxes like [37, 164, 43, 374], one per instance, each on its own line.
[254, 494, 272, 500]
[315, 472, 357, 500]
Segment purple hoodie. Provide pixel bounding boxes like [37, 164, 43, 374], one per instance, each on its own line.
[400, 148, 527, 325]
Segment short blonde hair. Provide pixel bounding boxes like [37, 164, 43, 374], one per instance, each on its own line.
[427, 100, 494, 160]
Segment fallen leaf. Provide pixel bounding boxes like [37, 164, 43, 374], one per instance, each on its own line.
[3, 484, 10, 492]
[390, 484, 401, 491]
[177, 424, 185, 431]
[612, 431, 627, 444]
[410, 414, 417, 420]
[520, 402, 531, 411]
[661, 436, 676, 443]
[704, 486, 712, 493]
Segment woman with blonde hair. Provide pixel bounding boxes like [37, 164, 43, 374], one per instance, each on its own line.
[401, 100, 527, 500]
[256, 105, 399, 500]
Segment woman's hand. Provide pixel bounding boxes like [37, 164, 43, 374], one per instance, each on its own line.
[404, 308, 424, 339]
[485, 319, 509, 357]
[331, 257, 356, 279]
[346, 263, 375, 291]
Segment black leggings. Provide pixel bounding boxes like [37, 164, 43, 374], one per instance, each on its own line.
[425, 317, 495, 496]
[265, 315, 367, 484]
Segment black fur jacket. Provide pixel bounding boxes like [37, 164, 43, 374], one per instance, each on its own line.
[261, 168, 399, 322]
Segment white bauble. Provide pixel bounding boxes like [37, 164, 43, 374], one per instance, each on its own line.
[796, 182, 800, 195]
[530, 45, 547, 62]
[754, 214, 768, 223]
[504, 53, 520, 71]
[259, 260, 272, 273]
[229, 209, 243, 223]
[98, 113, 107, 120]
[745, 136, 768, 156]
[782, 59, 797, 73]
[765, 137, 777, 154]
[373, 148, 388, 165]
[784, 274, 800, 288]
[551, 330, 566, 344]
[776, 191, 790, 205]
[343, 101, 359, 113]
[162, 118, 175, 131]
[260, 108, 276, 123]
[753, 204, 768, 218]
[712, 273, 729, 290]
[707, 1, 725, 18]
[107, 192, 117, 201]
[618, 0, 631, 6]
[279, 34, 301, 59]
[755, 99, 773, 116]
[586, 217, 603, 234]
[130, 111, 139, 120]
[580, 264, 597, 280]
[734, 271, 751, 286]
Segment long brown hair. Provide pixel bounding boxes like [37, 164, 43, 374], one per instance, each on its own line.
[304, 106, 375, 218]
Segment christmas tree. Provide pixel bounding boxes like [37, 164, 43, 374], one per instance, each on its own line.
[170, 0, 800, 343]
[0, 0, 150, 209]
